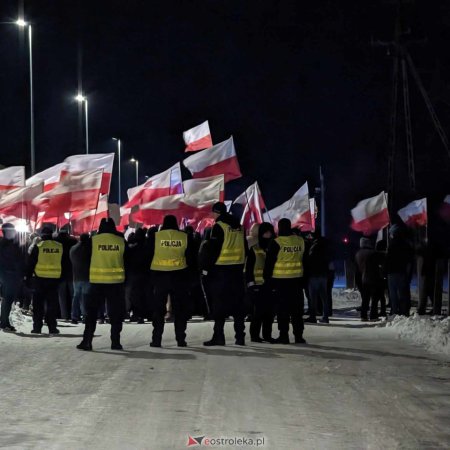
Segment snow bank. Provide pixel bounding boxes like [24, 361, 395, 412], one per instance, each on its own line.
[386, 314, 450, 356]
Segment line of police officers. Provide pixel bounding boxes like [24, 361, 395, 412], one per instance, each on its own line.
[5, 201, 307, 350]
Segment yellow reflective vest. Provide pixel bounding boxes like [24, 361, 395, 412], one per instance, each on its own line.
[252, 244, 266, 285]
[35, 240, 63, 279]
[150, 229, 188, 271]
[216, 221, 245, 265]
[273, 235, 305, 279]
[89, 233, 125, 284]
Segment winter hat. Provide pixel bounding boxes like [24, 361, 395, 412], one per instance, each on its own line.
[278, 218, 292, 235]
[212, 202, 227, 215]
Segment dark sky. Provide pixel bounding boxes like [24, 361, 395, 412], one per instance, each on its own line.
[1, 0, 449, 243]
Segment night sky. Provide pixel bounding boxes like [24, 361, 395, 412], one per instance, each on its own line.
[1, 0, 449, 245]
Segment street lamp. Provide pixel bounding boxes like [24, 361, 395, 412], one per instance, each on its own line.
[113, 138, 122, 204]
[75, 93, 89, 154]
[15, 18, 35, 175]
[130, 158, 139, 186]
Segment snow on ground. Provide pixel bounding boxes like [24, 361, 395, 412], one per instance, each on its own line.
[1, 293, 449, 450]
[386, 314, 450, 357]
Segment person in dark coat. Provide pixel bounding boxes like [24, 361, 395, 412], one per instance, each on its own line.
[0, 224, 24, 331]
[385, 226, 414, 316]
[55, 226, 77, 320]
[69, 233, 91, 323]
[125, 228, 150, 323]
[306, 234, 332, 323]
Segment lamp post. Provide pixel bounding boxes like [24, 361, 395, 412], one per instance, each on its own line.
[16, 18, 35, 175]
[75, 93, 89, 154]
[130, 158, 139, 186]
[113, 138, 122, 204]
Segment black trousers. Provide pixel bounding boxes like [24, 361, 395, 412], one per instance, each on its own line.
[126, 273, 148, 319]
[0, 274, 20, 328]
[249, 285, 274, 340]
[360, 282, 385, 319]
[58, 280, 74, 320]
[208, 266, 245, 340]
[273, 278, 304, 339]
[82, 284, 125, 345]
[33, 278, 60, 332]
[151, 270, 191, 344]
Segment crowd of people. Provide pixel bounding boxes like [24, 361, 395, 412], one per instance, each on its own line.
[0, 201, 442, 351]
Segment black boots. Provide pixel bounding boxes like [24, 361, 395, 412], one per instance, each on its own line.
[77, 341, 93, 351]
[203, 336, 226, 346]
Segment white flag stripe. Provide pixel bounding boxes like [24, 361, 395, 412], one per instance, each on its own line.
[0, 166, 25, 189]
[351, 192, 388, 222]
[64, 153, 114, 173]
[183, 137, 236, 172]
[183, 121, 211, 145]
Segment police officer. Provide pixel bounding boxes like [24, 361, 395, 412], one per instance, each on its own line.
[148, 215, 194, 347]
[246, 222, 276, 343]
[203, 202, 247, 346]
[264, 218, 306, 344]
[0, 223, 23, 332]
[77, 218, 126, 351]
[26, 227, 63, 335]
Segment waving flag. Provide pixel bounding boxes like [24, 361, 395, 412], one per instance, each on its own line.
[26, 163, 66, 192]
[264, 182, 313, 231]
[233, 181, 266, 230]
[398, 198, 427, 227]
[183, 120, 213, 152]
[63, 153, 114, 194]
[351, 191, 390, 236]
[0, 166, 25, 191]
[0, 183, 43, 221]
[72, 194, 109, 234]
[125, 163, 183, 208]
[132, 194, 185, 226]
[33, 169, 103, 216]
[183, 136, 242, 183]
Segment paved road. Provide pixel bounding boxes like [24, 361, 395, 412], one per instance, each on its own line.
[0, 316, 449, 450]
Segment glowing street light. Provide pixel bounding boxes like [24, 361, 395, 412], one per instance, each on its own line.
[75, 93, 89, 154]
[15, 18, 35, 175]
[113, 138, 122, 205]
[130, 158, 139, 186]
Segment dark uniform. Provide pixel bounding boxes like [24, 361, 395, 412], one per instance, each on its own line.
[264, 219, 306, 344]
[27, 229, 63, 334]
[148, 215, 193, 347]
[204, 203, 247, 346]
[77, 219, 126, 351]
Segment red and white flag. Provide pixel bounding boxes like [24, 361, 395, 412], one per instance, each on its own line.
[0, 182, 43, 221]
[132, 194, 185, 226]
[0, 166, 25, 191]
[183, 136, 242, 183]
[439, 195, 450, 223]
[233, 181, 266, 230]
[72, 194, 109, 235]
[183, 120, 213, 152]
[398, 198, 427, 227]
[63, 154, 114, 194]
[351, 191, 390, 236]
[264, 182, 313, 231]
[125, 163, 183, 208]
[33, 169, 103, 216]
[26, 163, 66, 192]
[118, 206, 132, 232]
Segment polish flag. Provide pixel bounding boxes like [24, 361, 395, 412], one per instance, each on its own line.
[0, 183, 44, 221]
[183, 136, 242, 183]
[26, 163, 66, 192]
[132, 194, 185, 226]
[117, 206, 132, 232]
[72, 194, 109, 235]
[33, 169, 103, 216]
[233, 182, 266, 230]
[63, 154, 114, 194]
[0, 166, 25, 191]
[125, 163, 183, 208]
[398, 198, 427, 227]
[264, 182, 313, 231]
[439, 195, 450, 223]
[183, 120, 213, 152]
[310, 198, 317, 232]
[351, 191, 390, 236]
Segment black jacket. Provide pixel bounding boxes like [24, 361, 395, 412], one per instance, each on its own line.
[308, 237, 331, 278]
[55, 233, 78, 281]
[69, 240, 91, 282]
[0, 238, 24, 278]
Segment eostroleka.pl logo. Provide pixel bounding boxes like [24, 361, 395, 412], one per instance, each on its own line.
[187, 435, 265, 447]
